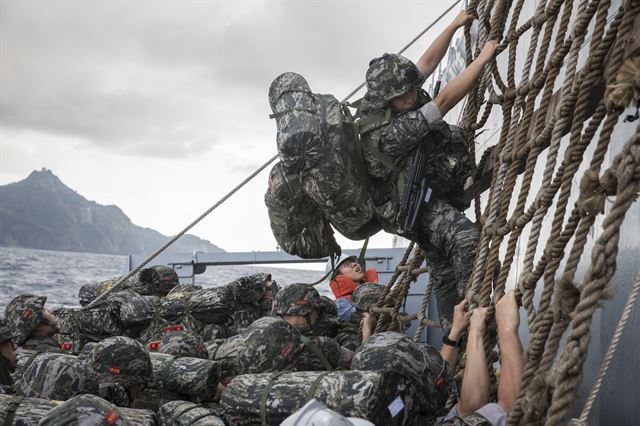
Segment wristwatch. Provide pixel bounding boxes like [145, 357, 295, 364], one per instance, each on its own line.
[442, 334, 461, 347]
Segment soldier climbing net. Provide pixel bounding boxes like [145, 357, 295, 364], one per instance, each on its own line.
[371, 0, 640, 424]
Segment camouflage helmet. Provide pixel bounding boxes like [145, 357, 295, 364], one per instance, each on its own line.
[147, 330, 209, 359]
[237, 316, 302, 374]
[89, 336, 153, 386]
[365, 53, 425, 107]
[268, 72, 312, 112]
[351, 284, 385, 312]
[17, 352, 100, 401]
[4, 294, 47, 345]
[39, 394, 130, 426]
[351, 331, 451, 415]
[273, 283, 322, 316]
[0, 316, 19, 344]
[135, 265, 179, 295]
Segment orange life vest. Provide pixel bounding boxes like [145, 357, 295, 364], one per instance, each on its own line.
[329, 269, 378, 300]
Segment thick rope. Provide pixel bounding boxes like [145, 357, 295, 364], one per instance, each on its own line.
[442, 0, 640, 421]
[413, 267, 435, 341]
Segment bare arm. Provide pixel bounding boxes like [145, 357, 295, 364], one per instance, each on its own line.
[496, 290, 524, 413]
[433, 40, 498, 115]
[440, 300, 470, 370]
[457, 307, 490, 417]
[416, 10, 474, 76]
[360, 312, 377, 343]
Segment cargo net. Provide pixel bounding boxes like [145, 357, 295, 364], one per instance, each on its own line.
[370, 0, 640, 424]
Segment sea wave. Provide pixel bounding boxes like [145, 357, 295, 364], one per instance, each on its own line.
[0, 246, 330, 311]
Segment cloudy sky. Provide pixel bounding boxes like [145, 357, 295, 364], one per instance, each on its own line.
[1, 0, 463, 254]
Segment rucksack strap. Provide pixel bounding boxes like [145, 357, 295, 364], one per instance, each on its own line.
[357, 238, 369, 270]
[304, 371, 331, 403]
[300, 335, 334, 372]
[4, 396, 24, 426]
[359, 140, 403, 175]
[357, 108, 393, 134]
[269, 87, 316, 118]
[260, 371, 289, 426]
[269, 107, 316, 120]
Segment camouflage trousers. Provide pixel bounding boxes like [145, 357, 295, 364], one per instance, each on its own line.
[415, 198, 479, 331]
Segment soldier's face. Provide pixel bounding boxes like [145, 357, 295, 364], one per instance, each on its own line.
[34, 309, 59, 337]
[0, 341, 17, 371]
[338, 261, 365, 283]
[263, 281, 274, 300]
[391, 86, 418, 113]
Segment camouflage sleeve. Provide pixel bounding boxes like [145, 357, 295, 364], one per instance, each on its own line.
[99, 382, 131, 407]
[434, 403, 504, 426]
[378, 110, 431, 157]
[337, 346, 354, 370]
[362, 129, 392, 179]
[434, 413, 493, 426]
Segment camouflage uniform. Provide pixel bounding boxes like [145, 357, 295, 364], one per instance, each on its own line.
[359, 54, 480, 330]
[435, 403, 507, 426]
[352, 331, 452, 420]
[38, 394, 131, 426]
[295, 335, 353, 371]
[273, 285, 355, 372]
[16, 352, 99, 400]
[0, 394, 57, 421]
[0, 317, 18, 388]
[273, 284, 337, 338]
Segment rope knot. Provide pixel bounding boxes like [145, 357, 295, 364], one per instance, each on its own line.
[577, 169, 616, 216]
[483, 223, 496, 237]
[606, 57, 640, 110]
[517, 82, 531, 96]
[553, 277, 581, 322]
[532, 13, 548, 28]
[502, 88, 517, 102]
[525, 374, 553, 416]
[543, 244, 564, 261]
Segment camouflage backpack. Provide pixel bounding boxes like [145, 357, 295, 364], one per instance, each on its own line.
[265, 161, 341, 258]
[268, 72, 382, 242]
[38, 394, 131, 426]
[352, 331, 452, 418]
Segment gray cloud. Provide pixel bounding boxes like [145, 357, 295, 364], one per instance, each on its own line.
[1, 1, 454, 158]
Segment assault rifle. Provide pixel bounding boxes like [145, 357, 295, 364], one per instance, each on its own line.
[395, 81, 441, 235]
[395, 133, 435, 235]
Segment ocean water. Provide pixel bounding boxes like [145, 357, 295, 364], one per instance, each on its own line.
[0, 246, 329, 311]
